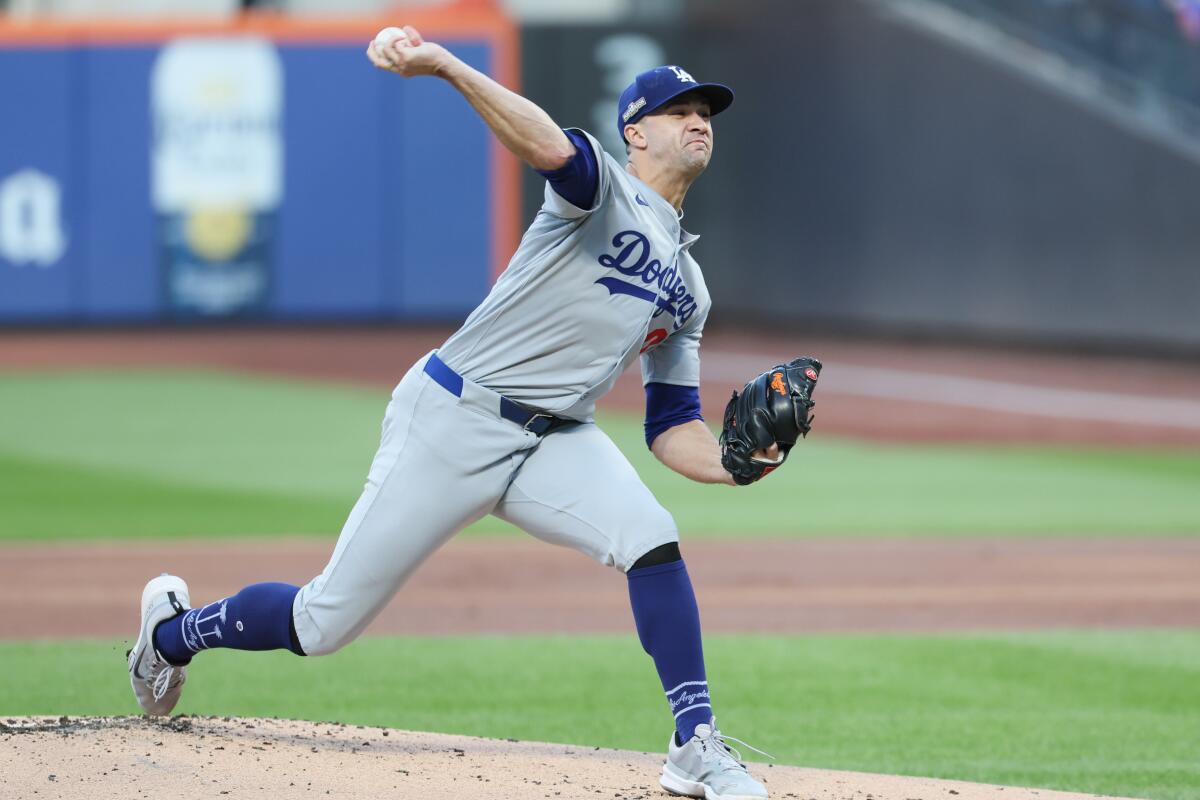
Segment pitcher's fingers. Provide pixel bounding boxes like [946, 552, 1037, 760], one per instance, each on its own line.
[386, 31, 410, 56]
[402, 25, 424, 45]
[366, 44, 394, 70]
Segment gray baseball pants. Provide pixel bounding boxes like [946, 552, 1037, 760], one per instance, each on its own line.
[291, 352, 679, 656]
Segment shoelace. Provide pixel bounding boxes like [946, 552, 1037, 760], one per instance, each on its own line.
[151, 660, 177, 702]
[701, 729, 775, 770]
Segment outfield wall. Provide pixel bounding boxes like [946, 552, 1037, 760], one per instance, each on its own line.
[0, 12, 519, 323]
[4, 1, 1199, 354]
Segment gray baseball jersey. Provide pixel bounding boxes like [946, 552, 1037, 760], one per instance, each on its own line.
[293, 130, 707, 655]
[438, 129, 711, 420]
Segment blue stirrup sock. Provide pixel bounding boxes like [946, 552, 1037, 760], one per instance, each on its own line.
[626, 559, 713, 743]
[153, 582, 305, 665]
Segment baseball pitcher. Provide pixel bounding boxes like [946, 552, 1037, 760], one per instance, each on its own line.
[127, 25, 821, 800]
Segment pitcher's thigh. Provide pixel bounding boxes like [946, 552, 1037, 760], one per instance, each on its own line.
[493, 423, 678, 572]
[294, 371, 528, 655]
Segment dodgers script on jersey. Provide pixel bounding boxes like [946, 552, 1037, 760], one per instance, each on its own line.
[437, 129, 712, 421]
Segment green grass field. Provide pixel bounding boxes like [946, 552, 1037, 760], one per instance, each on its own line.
[2, 632, 1197, 800]
[3, 367, 1198, 800]
[2, 369, 1199, 540]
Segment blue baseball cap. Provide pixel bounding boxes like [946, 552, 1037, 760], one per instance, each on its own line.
[617, 65, 734, 141]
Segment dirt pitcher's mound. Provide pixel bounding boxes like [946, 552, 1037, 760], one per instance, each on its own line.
[1, 716, 1138, 800]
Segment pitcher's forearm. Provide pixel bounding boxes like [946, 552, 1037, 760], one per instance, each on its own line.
[651, 420, 736, 486]
[439, 57, 575, 172]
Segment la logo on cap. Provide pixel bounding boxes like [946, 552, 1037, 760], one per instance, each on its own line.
[667, 65, 696, 83]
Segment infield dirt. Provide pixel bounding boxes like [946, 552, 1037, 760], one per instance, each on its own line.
[5, 537, 1200, 639]
[1, 715, 1143, 800]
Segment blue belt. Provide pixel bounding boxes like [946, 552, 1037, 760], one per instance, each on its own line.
[423, 353, 577, 436]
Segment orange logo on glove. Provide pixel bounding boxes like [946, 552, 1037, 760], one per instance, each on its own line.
[770, 372, 787, 396]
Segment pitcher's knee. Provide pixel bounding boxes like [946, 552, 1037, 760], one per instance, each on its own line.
[291, 583, 372, 657]
[292, 610, 366, 656]
[609, 505, 679, 572]
[297, 628, 352, 657]
[629, 541, 682, 571]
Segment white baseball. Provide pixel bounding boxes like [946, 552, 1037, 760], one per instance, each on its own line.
[373, 26, 407, 57]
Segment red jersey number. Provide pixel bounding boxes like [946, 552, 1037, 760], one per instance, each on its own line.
[640, 328, 668, 354]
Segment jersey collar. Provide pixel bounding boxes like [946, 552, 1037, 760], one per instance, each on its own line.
[628, 173, 700, 247]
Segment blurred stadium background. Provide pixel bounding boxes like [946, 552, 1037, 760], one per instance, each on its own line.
[2, 0, 1199, 349]
[1, 1, 1198, 799]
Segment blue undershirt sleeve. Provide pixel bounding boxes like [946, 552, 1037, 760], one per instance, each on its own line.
[644, 383, 704, 449]
[536, 129, 599, 210]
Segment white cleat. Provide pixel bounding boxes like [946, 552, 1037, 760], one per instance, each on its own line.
[127, 574, 191, 716]
[660, 717, 771, 800]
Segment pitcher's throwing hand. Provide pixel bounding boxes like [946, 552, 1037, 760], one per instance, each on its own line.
[366, 25, 448, 77]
